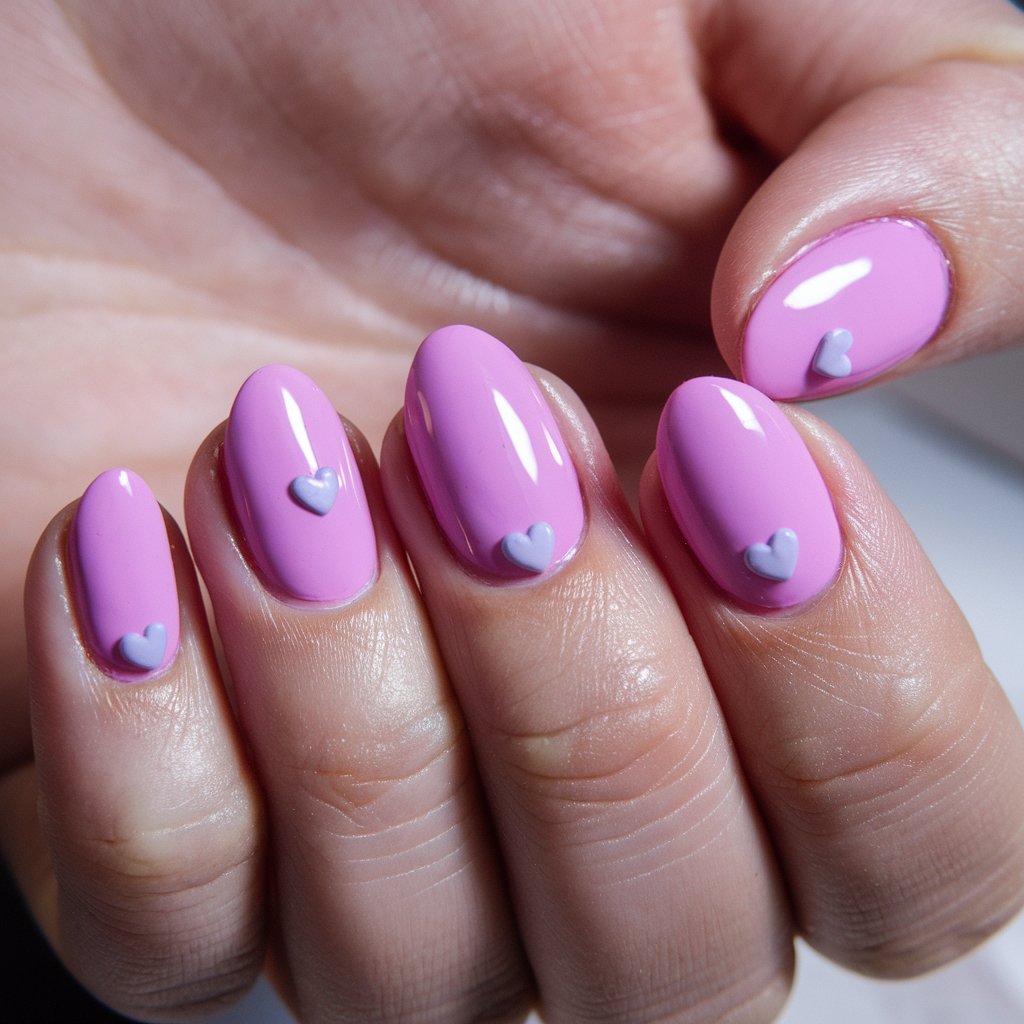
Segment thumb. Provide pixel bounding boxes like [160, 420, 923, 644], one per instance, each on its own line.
[707, 0, 1024, 399]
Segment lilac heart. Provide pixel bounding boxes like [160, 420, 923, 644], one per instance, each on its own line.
[501, 521, 556, 574]
[118, 621, 168, 671]
[290, 466, 339, 515]
[812, 328, 853, 379]
[744, 528, 799, 582]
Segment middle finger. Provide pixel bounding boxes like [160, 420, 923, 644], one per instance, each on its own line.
[381, 325, 793, 1024]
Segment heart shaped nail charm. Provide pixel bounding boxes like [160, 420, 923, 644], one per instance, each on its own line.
[290, 466, 339, 515]
[501, 521, 556, 573]
[118, 621, 168, 671]
[812, 328, 853, 379]
[744, 528, 799, 582]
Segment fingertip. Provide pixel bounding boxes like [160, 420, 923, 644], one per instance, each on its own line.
[711, 58, 1024, 400]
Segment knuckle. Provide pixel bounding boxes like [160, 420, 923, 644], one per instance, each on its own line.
[495, 661, 694, 798]
[63, 794, 260, 901]
[286, 699, 467, 832]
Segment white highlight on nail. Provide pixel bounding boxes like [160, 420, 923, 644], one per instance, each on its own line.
[282, 387, 318, 474]
[720, 387, 765, 436]
[783, 257, 873, 309]
[493, 388, 539, 483]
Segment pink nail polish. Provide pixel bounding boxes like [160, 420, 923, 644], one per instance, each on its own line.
[404, 325, 584, 579]
[656, 378, 842, 609]
[70, 469, 180, 678]
[223, 365, 377, 602]
[742, 218, 951, 399]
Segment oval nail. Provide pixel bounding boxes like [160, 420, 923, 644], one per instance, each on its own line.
[742, 218, 951, 400]
[223, 365, 377, 603]
[404, 325, 584, 579]
[70, 468, 180, 678]
[656, 378, 843, 609]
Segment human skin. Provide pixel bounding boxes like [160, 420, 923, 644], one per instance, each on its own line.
[6, 1, 1024, 1021]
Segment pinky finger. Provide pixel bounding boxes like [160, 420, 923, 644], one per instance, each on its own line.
[23, 469, 265, 1021]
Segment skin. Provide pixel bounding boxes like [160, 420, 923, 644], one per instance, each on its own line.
[4, 1, 1024, 1021]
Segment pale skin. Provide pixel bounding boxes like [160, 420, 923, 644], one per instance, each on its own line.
[4, 2, 1024, 1022]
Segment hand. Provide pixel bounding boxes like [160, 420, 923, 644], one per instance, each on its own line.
[5, 2, 1024, 1021]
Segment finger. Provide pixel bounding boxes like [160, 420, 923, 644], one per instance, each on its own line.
[705, 0, 1024, 398]
[642, 377, 1024, 976]
[381, 326, 794, 1024]
[184, 365, 529, 1023]
[23, 470, 265, 1021]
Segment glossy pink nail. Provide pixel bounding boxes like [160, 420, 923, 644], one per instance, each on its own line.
[742, 218, 951, 400]
[404, 325, 584, 579]
[223, 365, 377, 602]
[656, 378, 842, 609]
[70, 469, 180, 678]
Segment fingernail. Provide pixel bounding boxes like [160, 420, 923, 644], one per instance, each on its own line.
[404, 324, 584, 579]
[656, 378, 842, 609]
[70, 469, 180, 678]
[223, 365, 377, 602]
[742, 217, 951, 399]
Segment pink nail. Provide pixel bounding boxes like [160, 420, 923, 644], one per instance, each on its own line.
[70, 469, 180, 678]
[742, 218, 951, 399]
[223, 365, 377, 602]
[404, 325, 584, 579]
[656, 378, 842, 609]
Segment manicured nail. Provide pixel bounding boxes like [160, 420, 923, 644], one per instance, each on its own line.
[656, 378, 842, 609]
[404, 325, 584, 579]
[223, 365, 377, 602]
[742, 217, 951, 400]
[70, 469, 180, 678]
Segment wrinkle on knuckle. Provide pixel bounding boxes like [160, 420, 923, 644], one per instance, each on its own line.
[85, 925, 263, 1021]
[494, 676, 747, 875]
[550, 950, 791, 1024]
[744, 589, 987, 793]
[61, 862, 264, 1020]
[785, 677, 1024, 974]
[286, 701, 467, 828]
[496, 659, 691, 798]
[62, 794, 259, 902]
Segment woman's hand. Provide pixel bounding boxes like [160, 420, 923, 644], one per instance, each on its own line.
[5, 1, 1024, 1020]
[19, 332, 1024, 1021]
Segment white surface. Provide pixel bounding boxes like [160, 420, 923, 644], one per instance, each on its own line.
[204, 352, 1024, 1023]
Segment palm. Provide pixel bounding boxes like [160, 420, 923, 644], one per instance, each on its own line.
[1, 0, 758, 764]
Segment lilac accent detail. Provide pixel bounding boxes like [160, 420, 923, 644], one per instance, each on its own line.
[290, 466, 340, 515]
[743, 218, 950, 399]
[812, 328, 853, 379]
[404, 325, 584, 579]
[223, 365, 377, 602]
[656, 378, 842, 609]
[744, 529, 799, 582]
[501, 522, 556, 574]
[118, 622, 168, 671]
[70, 469, 180, 678]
